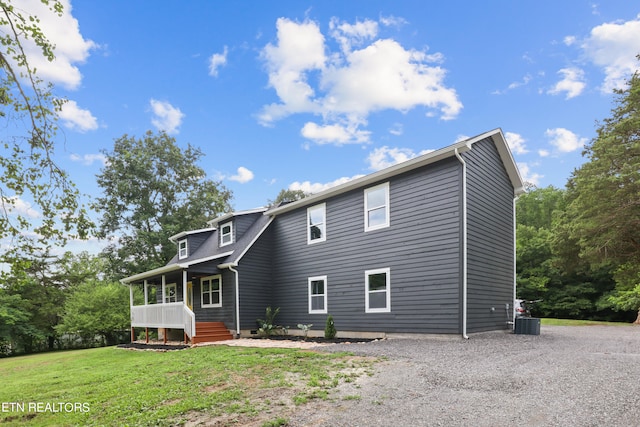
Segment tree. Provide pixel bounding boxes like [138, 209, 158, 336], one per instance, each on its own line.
[0, 250, 105, 353]
[268, 188, 308, 207]
[56, 280, 131, 346]
[563, 60, 640, 323]
[94, 131, 233, 278]
[0, 0, 92, 260]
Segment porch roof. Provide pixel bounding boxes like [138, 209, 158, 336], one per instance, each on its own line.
[120, 250, 233, 284]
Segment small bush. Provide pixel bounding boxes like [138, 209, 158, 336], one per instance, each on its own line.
[324, 315, 336, 339]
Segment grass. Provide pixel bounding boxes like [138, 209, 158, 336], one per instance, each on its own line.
[541, 318, 633, 326]
[0, 345, 375, 426]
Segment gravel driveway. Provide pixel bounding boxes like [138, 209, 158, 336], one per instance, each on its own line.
[289, 325, 640, 427]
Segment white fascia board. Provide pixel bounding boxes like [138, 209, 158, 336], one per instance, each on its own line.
[265, 137, 476, 217]
[183, 251, 234, 267]
[487, 129, 526, 196]
[206, 207, 268, 227]
[120, 263, 187, 284]
[120, 251, 234, 284]
[169, 227, 217, 243]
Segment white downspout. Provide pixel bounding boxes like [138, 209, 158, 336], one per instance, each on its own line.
[455, 148, 469, 340]
[512, 197, 518, 327]
[228, 264, 240, 338]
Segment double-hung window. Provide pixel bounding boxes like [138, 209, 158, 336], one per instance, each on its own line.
[164, 283, 177, 303]
[178, 239, 188, 259]
[201, 275, 222, 308]
[364, 183, 390, 231]
[307, 203, 326, 244]
[365, 268, 391, 313]
[220, 221, 233, 246]
[308, 276, 327, 314]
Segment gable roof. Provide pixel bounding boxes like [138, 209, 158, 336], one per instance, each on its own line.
[265, 129, 524, 217]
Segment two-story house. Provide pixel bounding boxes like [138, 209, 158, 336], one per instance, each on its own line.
[121, 129, 525, 343]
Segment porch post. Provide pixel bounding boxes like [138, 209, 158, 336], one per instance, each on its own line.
[144, 280, 148, 305]
[129, 285, 134, 343]
[182, 270, 188, 305]
[161, 275, 166, 304]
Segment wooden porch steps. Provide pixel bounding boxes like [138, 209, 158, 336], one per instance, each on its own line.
[191, 322, 233, 344]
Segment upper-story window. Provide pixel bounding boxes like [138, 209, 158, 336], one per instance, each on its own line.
[364, 182, 390, 231]
[307, 203, 326, 244]
[220, 221, 233, 246]
[178, 239, 188, 259]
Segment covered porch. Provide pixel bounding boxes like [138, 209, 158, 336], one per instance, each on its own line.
[122, 264, 233, 344]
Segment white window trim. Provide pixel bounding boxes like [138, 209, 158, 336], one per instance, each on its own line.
[307, 203, 327, 245]
[308, 275, 328, 314]
[201, 274, 222, 308]
[164, 283, 177, 303]
[364, 182, 390, 232]
[220, 221, 233, 247]
[178, 239, 188, 259]
[365, 268, 391, 313]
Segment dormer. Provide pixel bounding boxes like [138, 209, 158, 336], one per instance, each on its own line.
[169, 227, 216, 261]
[207, 207, 268, 248]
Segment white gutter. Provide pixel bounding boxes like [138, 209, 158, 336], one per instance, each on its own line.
[227, 263, 241, 337]
[454, 147, 470, 340]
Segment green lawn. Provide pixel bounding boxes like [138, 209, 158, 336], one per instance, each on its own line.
[541, 318, 633, 326]
[0, 345, 373, 426]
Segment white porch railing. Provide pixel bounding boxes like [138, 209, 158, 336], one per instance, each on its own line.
[183, 305, 196, 339]
[130, 302, 197, 339]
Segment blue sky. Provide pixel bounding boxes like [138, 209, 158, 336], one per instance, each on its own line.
[8, 0, 640, 252]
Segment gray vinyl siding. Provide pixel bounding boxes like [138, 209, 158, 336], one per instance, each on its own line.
[192, 266, 235, 327]
[271, 157, 462, 334]
[464, 138, 515, 332]
[237, 227, 274, 330]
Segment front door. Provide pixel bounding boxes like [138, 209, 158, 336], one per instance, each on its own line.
[186, 281, 193, 310]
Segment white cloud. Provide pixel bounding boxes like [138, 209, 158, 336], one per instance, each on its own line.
[538, 149, 550, 157]
[379, 15, 408, 28]
[5, 197, 40, 218]
[70, 153, 107, 166]
[329, 17, 379, 53]
[289, 175, 365, 194]
[59, 100, 98, 132]
[581, 15, 640, 93]
[259, 17, 462, 145]
[517, 162, 543, 186]
[301, 121, 371, 145]
[228, 166, 254, 184]
[389, 123, 403, 136]
[545, 128, 588, 153]
[563, 35, 577, 46]
[8, 0, 96, 90]
[504, 132, 528, 155]
[507, 74, 532, 90]
[149, 99, 185, 134]
[548, 67, 586, 99]
[366, 146, 434, 171]
[209, 46, 228, 77]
